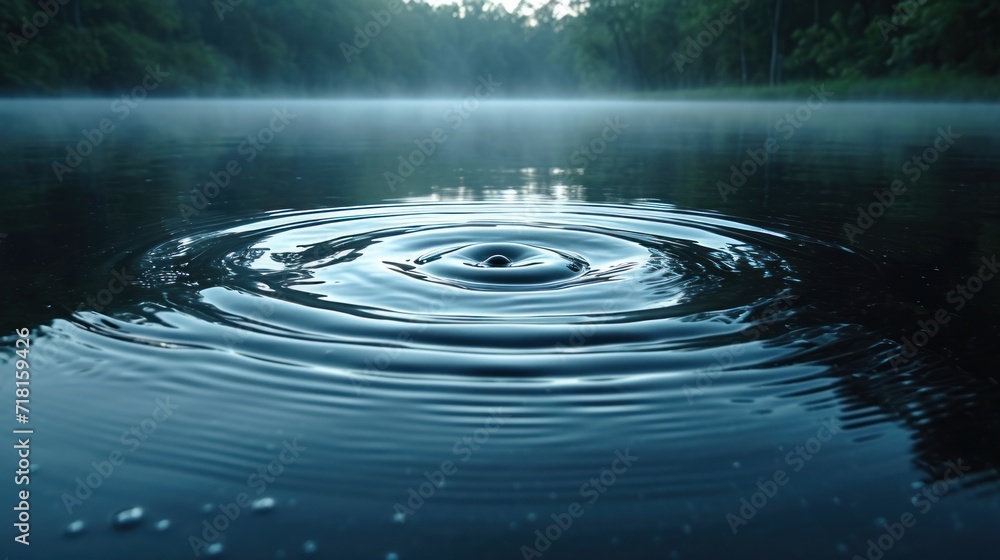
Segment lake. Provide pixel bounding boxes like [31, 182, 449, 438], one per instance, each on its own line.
[2, 99, 999, 559]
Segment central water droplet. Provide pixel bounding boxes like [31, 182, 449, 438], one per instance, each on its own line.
[482, 254, 513, 268]
[399, 240, 591, 289]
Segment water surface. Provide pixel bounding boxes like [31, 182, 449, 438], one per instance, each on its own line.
[2, 100, 1000, 559]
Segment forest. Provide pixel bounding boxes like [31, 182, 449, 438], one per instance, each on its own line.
[1, 0, 998, 96]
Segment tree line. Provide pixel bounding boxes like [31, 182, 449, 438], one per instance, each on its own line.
[1, 0, 997, 95]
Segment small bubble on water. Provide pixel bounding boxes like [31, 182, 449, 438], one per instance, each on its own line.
[527, 512, 538, 522]
[874, 517, 887, 527]
[682, 524, 693, 535]
[112, 506, 144, 530]
[732, 461, 741, 469]
[201, 503, 215, 513]
[911, 481, 924, 489]
[66, 520, 85, 536]
[393, 511, 407, 524]
[837, 543, 848, 554]
[206, 542, 224, 556]
[387, 553, 400, 560]
[252, 496, 277, 513]
[303, 540, 317, 554]
[155, 519, 171, 531]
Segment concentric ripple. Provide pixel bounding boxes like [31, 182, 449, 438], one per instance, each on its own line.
[107, 202, 874, 382]
[397, 241, 591, 289]
[33, 200, 915, 542]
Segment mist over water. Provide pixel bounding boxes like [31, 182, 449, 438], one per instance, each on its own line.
[2, 99, 1000, 559]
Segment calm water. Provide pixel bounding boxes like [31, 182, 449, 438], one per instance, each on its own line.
[2, 100, 1000, 559]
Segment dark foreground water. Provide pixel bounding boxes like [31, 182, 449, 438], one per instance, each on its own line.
[2, 99, 1000, 559]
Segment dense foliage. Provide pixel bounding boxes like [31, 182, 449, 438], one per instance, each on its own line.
[1, 0, 997, 95]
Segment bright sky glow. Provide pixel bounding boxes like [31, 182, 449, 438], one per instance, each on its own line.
[418, 0, 573, 18]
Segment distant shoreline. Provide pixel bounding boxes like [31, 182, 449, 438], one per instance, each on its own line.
[2, 76, 997, 102]
[633, 75, 1000, 102]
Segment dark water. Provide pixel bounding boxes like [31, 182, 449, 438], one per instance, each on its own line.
[2, 99, 1000, 559]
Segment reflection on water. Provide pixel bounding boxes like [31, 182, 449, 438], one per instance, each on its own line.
[1, 100, 999, 559]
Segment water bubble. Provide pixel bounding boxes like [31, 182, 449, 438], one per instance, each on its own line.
[251, 496, 276, 513]
[303, 540, 318, 554]
[155, 519, 171, 531]
[387, 553, 400, 560]
[65, 520, 85, 536]
[481, 254, 513, 267]
[112, 506, 144, 530]
[206, 542, 224, 556]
